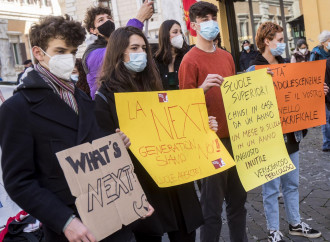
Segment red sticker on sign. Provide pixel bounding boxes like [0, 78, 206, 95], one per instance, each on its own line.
[158, 93, 168, 103]
[212, 158, 225, 169]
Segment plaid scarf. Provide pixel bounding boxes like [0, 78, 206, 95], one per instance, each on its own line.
[35, 63, 78, 114]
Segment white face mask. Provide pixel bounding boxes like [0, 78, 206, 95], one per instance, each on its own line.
[243, 46, 250, 51]
[299, 48, 307, 54]
[171, 35, 184, 49]
[40, 48, 76, 81]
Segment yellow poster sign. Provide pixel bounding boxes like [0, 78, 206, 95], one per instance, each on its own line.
[115, 89, 235, 187]
[221, 69, 295, 191]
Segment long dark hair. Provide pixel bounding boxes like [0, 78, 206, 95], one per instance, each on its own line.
[155, 20, 189, 65]
[75, 58, 91, 98]
[100, 26, 163, 92]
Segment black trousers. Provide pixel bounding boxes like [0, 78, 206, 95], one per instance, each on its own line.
[200, 138, 248, 242]
[134, 230, 196, 242]
[43, 224, 135, 242]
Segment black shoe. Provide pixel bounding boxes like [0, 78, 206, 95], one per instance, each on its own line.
[322, 148, 330, 152]
[268, 230, 285, 242]
[289, 222, 322, 238]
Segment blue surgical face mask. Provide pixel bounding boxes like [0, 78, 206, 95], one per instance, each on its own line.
[244, 46, 250, 51]
[70, 74, 79, 82]
[124, 52, 147, 72]
[198, 20, 220, 41]
[327, 42, 330, 50]
[270, 43, 286, 56]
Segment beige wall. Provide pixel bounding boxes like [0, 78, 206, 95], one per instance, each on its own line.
[302, 0, 330, 48]
[8, 20, 32, 60]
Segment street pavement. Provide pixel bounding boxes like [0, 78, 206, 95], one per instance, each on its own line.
[164, 126, 330, 242]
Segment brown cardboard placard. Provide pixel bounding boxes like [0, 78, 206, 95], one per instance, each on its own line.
[56, 134, 148, 240]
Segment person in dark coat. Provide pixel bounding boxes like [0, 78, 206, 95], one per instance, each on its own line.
[0, 15, 152, 242]
[291, 39, 310, 63]
[154, 20, 190, 90]
[239, 40, 258, 72]
[94, 26, 205, 242]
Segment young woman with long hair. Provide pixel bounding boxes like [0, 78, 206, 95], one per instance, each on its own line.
[154, 20, 189, 90]
[94, 26, 214, 242]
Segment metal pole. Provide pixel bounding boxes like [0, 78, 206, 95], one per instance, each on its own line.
[279, 0, 290, 58]
[248, 0, 256, 49]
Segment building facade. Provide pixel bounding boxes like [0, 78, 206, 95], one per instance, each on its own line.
[0, 0, 61, 81]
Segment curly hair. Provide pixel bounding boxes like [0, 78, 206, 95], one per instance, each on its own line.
[255, 22, 283, 53]
[29, 14, 86, 54]
[189, 1, 218, 23]
[83, 6, 112, 33]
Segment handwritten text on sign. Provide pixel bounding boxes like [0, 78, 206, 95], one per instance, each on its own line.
[115, 89, 235, 187]
[256, 60, 327, 133]
[221, 69, 295, 191]
[56, 134, 148, 241]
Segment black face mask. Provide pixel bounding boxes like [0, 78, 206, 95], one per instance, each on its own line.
[97, 20, 115, 38]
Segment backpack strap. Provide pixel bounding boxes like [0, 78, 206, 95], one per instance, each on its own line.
[95, 90, 108, 104]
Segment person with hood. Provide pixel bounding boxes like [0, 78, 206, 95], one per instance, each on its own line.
[154, 20, 190, 90]
[239, 40, 258, 72]
[248, 22, 326, 242]
[0, 15, 153, 242]
[291, 39, 310, 63]
[310, 30, 330, 152]
[82, 2, 154, 99]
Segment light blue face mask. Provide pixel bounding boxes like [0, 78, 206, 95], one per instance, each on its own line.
[327, 42, 330, 50]
[199, 20, 220, 41]
[70, 74, 79, 82]
[124, 52, 147, 72]
[270, 43, 286, 56]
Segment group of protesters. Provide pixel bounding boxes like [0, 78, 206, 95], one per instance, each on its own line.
[0, 1, 329, 242]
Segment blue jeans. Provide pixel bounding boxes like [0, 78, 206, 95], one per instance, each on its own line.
[322, 107, 330, 150]
[262, 151, 300, 231]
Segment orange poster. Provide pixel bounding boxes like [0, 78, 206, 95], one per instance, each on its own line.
[256, 60, 327, 133]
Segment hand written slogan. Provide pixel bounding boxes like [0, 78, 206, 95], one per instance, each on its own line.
[56, 134, 148, 241]
[115, 89, 235, 187]
[256, 60, 327, 133]
[221, 69, 295, 191]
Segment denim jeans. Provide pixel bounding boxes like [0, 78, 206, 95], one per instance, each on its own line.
[262, 151, 300, 231]
[322, 107, 330, 150]
[200, 138, 248, 242]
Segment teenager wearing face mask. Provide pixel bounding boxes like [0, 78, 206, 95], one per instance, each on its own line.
[239, 40, 258, 72]
[179, 2, 250, 242]
[154, 20, 190, 90]
[248, 22, 323, 242]
[291, 39, 310, 63]
[94, 26, 221, 242]
[0, 15, 154, 242]
[310, 30, 330, 153]
[82, 2, 154, 99]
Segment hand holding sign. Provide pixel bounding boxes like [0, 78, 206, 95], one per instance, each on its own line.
[56, 134, 148, 241]
[64, 218, 97, 242]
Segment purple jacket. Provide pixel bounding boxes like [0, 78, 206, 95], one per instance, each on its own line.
[86, 19, 144, 99]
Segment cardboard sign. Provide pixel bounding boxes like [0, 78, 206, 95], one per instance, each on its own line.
[115, 89, 235, 187]
[56, 134, 148, 241]
[221, 69, 295, 191]
[256, 60, 327, 133]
